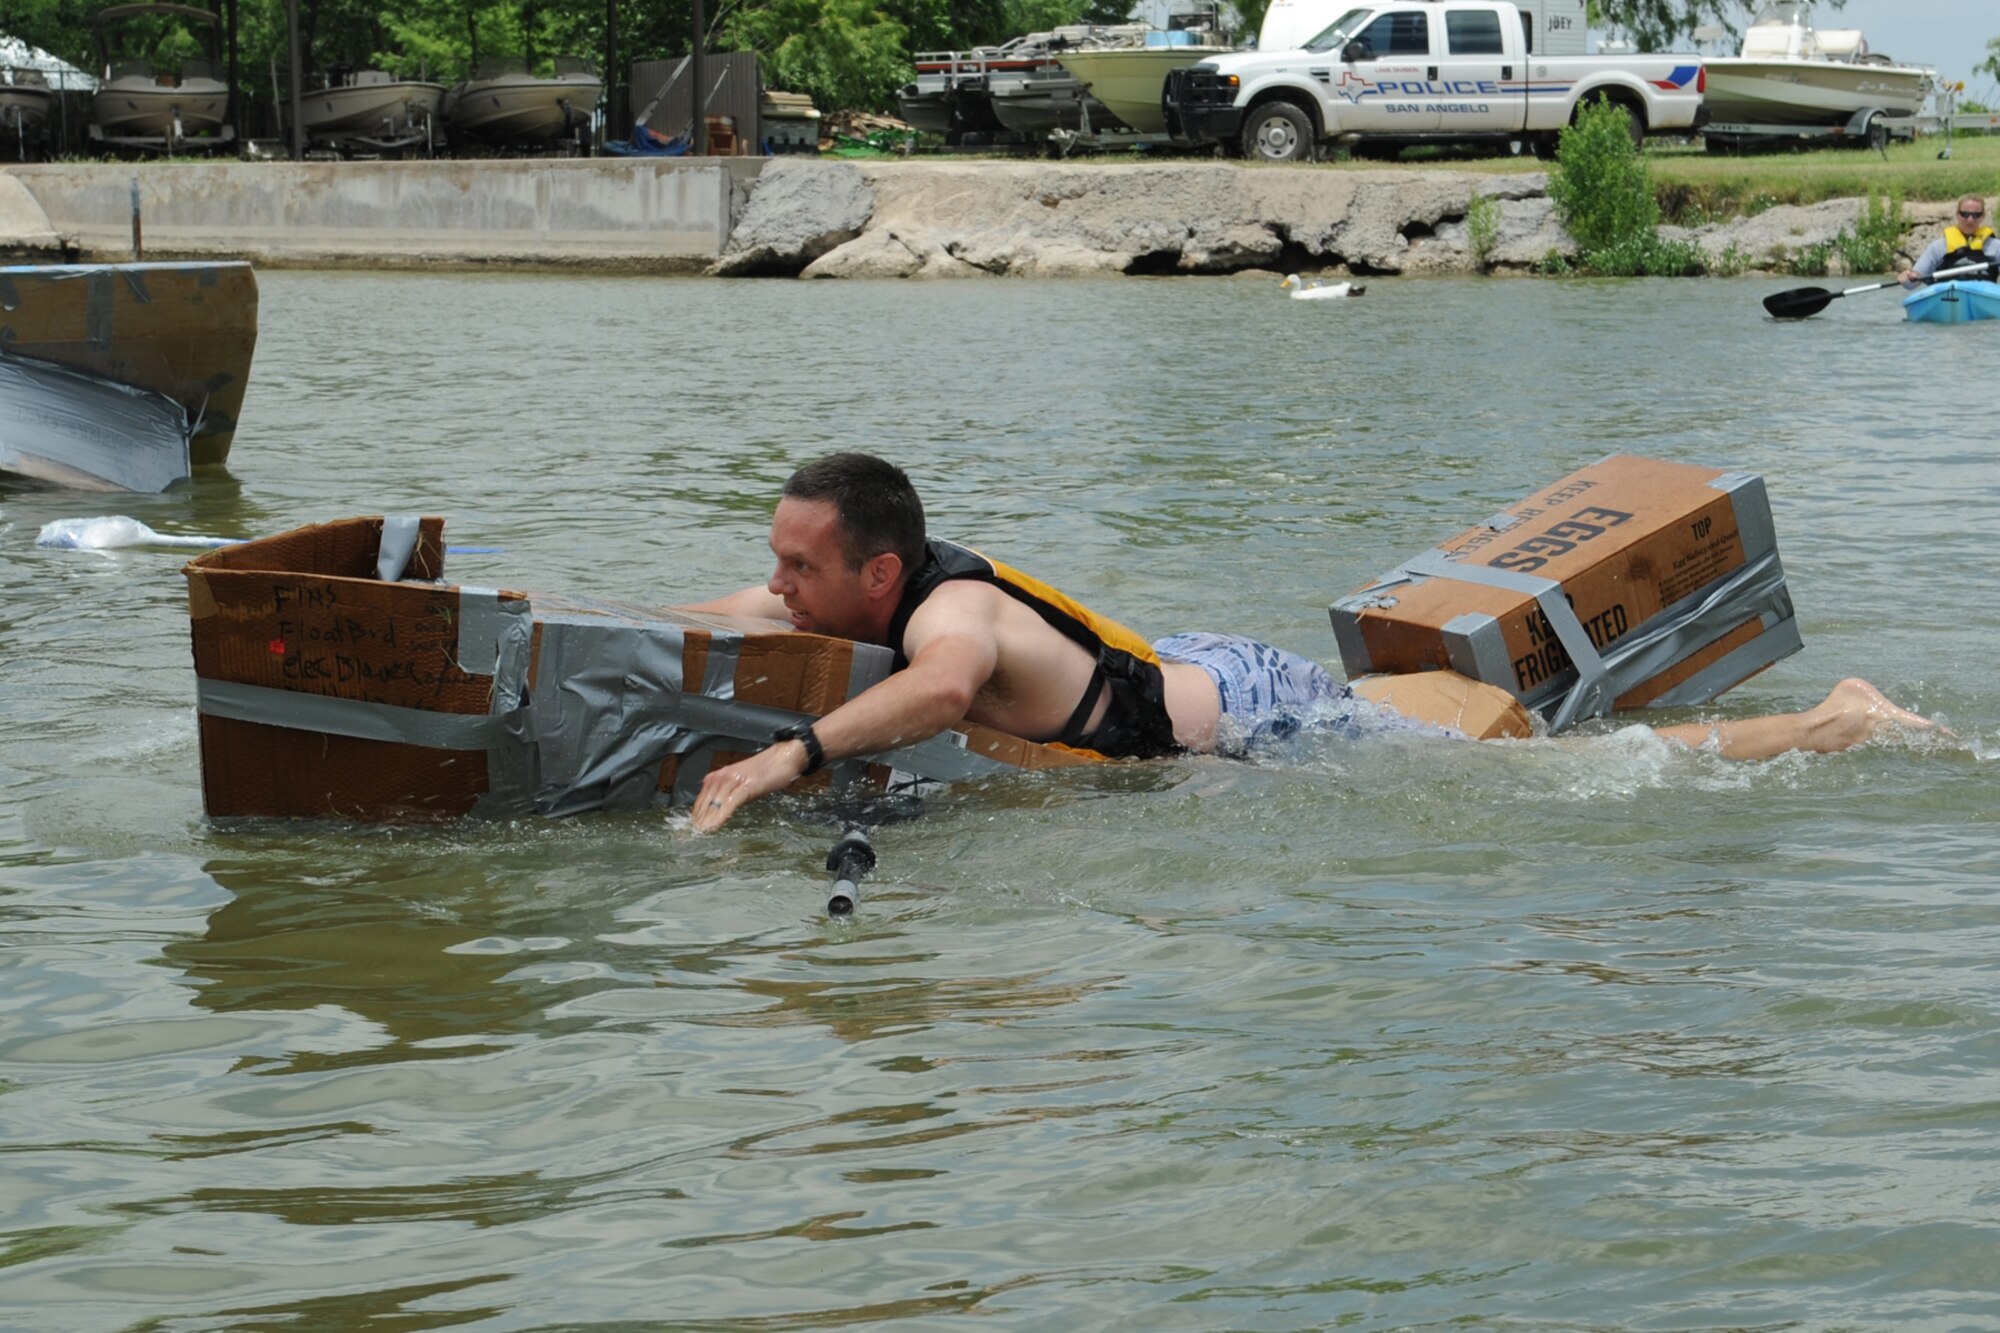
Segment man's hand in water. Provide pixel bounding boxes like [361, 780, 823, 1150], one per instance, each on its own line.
[689, 740, 810, 832]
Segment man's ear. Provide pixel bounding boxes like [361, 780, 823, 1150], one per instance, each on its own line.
[862, 551, 903, 600]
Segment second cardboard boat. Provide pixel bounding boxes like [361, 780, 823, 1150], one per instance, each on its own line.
[1331, 453, 1801, 731]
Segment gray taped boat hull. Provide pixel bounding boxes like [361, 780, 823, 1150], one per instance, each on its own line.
[0, 351, 191, 492]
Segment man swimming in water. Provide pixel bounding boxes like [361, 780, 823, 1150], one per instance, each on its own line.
[681, 453, 1934, 832]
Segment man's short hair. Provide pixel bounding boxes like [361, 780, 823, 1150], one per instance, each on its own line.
[783, 453, 927, 575]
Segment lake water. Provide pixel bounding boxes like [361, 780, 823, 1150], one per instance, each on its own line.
[4, 270, 1999, 1331]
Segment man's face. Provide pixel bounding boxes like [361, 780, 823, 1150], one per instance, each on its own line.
[766, 496, 875, 638]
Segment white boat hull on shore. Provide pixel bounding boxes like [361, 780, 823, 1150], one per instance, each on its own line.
[1054, 47, 1232, 135]
[444, 70, 600, 143]
[305, 76, 444, 147]
[1703, 58, 1928, 126]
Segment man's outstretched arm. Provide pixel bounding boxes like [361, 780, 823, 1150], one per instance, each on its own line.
[689, 603, 999, 831]
[676, 586, 789, 620]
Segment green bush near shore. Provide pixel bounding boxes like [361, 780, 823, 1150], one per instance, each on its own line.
[1546, 99, 1704, 276]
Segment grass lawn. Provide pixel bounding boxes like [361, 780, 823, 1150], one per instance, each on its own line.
[1646, 132, 2000, 220]
[1246, 131, 1999, 218]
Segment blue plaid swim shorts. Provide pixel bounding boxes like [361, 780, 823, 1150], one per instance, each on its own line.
[1152, 632, 1355, 751]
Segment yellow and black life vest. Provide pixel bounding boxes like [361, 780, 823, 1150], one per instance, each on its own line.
[886, 539, 1179, 759]
[1943, 222, 1997, 272]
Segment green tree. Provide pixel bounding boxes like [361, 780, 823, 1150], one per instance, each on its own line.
[1979, 35, 2000, 84]
[723, 0, 909, 111]
[1588, 0, 1845, 52]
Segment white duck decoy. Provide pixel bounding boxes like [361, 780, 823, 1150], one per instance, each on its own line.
[1280, 274, 1367, 300]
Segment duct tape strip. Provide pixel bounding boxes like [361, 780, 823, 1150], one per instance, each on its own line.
[376, 516, 422, 583]
[1402, 548, 1613, 731]
[1710, 471, 1778, 559]
[529, 615, 1031, 815]
[1645, 617, 1803, 711]
[196, 678, 533, 752]
[1582, 549, 1794, 711]
[86, 270, 114, 350]
[660, 632, 742, 807]
[464, 590, 538, 818]
[529, 617, 698, 818]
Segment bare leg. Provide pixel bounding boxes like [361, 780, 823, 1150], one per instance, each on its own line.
[1652, 678, 1938, 761]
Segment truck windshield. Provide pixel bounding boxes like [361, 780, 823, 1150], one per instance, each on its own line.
[1304, 8, 1374, 53]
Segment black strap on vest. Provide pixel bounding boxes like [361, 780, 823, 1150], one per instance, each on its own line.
[1055, 666, 1106, 747]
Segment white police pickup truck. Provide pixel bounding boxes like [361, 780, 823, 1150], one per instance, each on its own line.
[1163, 0, 1707, 162]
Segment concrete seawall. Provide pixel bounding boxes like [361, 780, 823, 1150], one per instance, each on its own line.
[3, 158, 766, 272]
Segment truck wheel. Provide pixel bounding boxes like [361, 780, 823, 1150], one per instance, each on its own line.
[1241, 101, 1313, 163]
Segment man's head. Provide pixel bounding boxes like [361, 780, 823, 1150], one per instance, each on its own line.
[1957, 196, 1988, 227]
[781, 453, 927, 574]
[765, 453, 926, 640]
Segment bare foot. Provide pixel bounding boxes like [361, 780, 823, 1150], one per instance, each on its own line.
[1819, 678, 1944, 747]
[1653, 678, 1946, 760]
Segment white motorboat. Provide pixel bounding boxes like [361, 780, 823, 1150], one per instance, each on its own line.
[1053, 5, 1235, 137]
[2, 68, 54, 157]
[303, 69, 445, 155]
[88, 3, 232, 152]
[443, 57, 600, 148]
[986, 25, 1149, 137]
[1702, 1, 1930, 129]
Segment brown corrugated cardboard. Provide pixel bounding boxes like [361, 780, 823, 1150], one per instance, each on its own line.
[1350, 671, 1534, 740]
[185, 517, 1098, 822]
[1331, 455, 1801, 730]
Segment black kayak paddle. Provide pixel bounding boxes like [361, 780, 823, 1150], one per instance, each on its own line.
[1764, 261, 1995, 320]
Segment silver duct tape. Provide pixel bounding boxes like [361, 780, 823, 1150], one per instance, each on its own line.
[528, 617, 694, 818]
[86, 270, 114, 349]
[1646, 618, 1803, 710]
[0, 350, 190, 493]
[467, 591, 538, 818]
[1587, 549, 1797, 710]
[456, 588, 531, 680]
[1402, 548, 1612, 731]
[1441, 610, 1513, 687]
[376, 516, 422, 583]
[1712, 471, 1779, 560]
[848, 638, 895, 697]
[195, 678, 533, 752]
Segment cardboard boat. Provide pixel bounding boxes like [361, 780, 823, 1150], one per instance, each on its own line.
[183, 516, 1100, 822]
[1330, 455, 1801, 731]
[0, 261, 258, 472]
[183, 516, 1533, 822]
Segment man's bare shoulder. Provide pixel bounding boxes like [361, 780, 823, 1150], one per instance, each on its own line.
[904, 577, 1006, 635]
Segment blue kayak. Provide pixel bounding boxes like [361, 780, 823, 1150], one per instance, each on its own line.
[1902, 279, 2000, 324]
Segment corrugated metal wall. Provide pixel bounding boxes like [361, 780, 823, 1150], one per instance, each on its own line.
[628, 52, 761, 152]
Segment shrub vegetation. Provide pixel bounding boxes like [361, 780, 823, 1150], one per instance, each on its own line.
[1547, 98, 1707, 277]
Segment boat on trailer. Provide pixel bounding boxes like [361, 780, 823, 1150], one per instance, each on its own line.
[1, 67, 54, 159]
[303, 69, 445, 157]
[442, 56, 600, 152]
[1701, 1, 1929, 150]
[1902, 279, 2000, 325]
[87, 3, 233, 155]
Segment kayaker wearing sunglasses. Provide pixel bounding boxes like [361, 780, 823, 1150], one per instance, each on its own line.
[1900, 196, 1999, 288]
